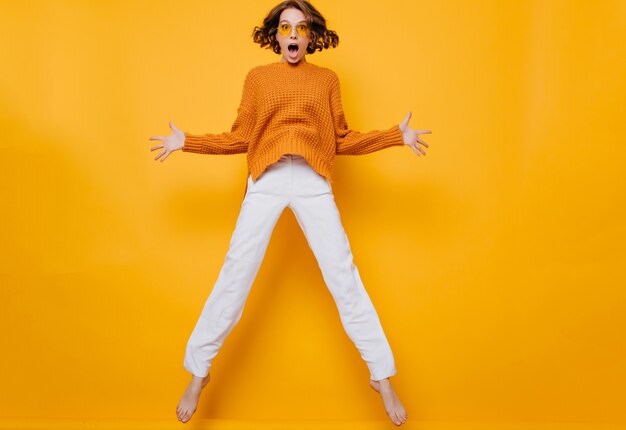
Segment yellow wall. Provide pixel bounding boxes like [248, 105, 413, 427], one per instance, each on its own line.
[1, 0, 625, 425]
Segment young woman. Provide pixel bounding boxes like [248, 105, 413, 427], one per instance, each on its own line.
[149, 0, 430, 426]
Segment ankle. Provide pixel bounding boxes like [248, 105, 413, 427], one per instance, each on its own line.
[191, 374, 209, 387]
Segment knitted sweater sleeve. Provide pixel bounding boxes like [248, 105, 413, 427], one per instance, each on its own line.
[182, 69, 257, 155]
[330, 73, 405, 155]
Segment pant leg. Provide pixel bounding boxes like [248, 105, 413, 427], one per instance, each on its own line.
[287, 160, 397, 381]
[183, 175, 288, 378]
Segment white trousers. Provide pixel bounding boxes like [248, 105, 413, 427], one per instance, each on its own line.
[183, 154, 397, 381]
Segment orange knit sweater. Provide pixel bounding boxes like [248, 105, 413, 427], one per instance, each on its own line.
[182, 60, 405, 182]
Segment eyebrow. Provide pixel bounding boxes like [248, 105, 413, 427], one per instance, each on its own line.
[279, 20, 308, 24]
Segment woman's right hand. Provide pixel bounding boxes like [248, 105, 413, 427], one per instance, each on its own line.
[149, 121, 185, 162]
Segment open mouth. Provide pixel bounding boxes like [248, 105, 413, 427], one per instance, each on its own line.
[288, 43, 299, 54]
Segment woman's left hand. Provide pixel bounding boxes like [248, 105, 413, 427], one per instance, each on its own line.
[399, 111, 431, 156]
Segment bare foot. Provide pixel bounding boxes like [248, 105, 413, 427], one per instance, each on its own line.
[176, 373, 210, 423]
[369, 377, 407, 426]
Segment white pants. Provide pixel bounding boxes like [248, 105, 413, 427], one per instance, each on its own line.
[183, 154, 397, 381]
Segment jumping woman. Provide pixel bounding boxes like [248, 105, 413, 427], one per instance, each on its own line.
[149, 0, 431, 425]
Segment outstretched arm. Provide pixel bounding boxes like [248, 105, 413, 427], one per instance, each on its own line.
[331, 73, 431, 156]
[148, 70, 258, 162]
[331, 74, 405, 155]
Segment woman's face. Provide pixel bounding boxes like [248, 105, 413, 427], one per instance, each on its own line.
[276, 8, 310, 63]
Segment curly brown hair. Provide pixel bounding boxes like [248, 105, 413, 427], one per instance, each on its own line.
[252, 0, 339, 55]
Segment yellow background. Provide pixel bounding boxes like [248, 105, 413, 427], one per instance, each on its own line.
[1, 0, 625, 428]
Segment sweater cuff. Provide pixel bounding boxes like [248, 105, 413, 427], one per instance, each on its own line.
[182, 132, 207, 154]
[386, 124, 405, 148]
